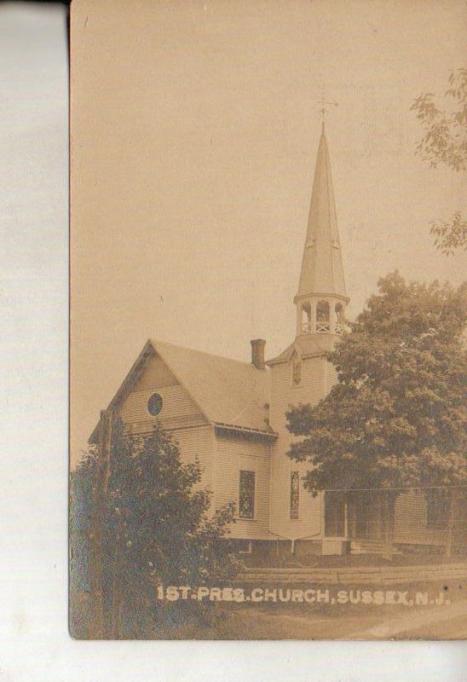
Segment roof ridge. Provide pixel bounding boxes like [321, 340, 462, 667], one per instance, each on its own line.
[150, 337, 264, 370]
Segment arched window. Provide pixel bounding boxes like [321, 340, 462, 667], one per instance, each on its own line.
[335, 303, 344, 334]
[316, 300, 330, 332]
[301, 303, 312, 334]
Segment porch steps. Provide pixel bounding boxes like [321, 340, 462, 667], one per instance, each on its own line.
[350, 540, 402, 556]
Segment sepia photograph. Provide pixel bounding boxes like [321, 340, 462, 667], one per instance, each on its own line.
[70, 0, 467, 640]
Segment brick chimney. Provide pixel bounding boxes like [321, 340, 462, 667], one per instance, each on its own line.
[250, 339, 266, 370]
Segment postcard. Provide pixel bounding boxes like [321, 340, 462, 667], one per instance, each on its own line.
[70, 0, 467, 639]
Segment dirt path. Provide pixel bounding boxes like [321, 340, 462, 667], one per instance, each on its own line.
[187, 600, 467, 640]
[346, 598, 467, 640]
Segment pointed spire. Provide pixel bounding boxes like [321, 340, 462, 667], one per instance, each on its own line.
[295, 127, 347, 301]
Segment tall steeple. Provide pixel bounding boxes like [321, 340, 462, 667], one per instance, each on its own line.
[294, 124, 349, 337]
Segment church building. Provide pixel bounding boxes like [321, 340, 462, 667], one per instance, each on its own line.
[90, 126, 453, 559]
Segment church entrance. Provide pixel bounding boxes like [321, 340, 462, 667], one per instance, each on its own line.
[323, 491, 389, 542]
[349, 492, 385, 540]
[324, 491, 346, 537]
[348, 492, 386, 541]
[323, 490, 395, 556]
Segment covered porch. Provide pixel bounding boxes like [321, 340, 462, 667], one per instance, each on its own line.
[323, 488, 467, 557]
[323, 491, 396, 556]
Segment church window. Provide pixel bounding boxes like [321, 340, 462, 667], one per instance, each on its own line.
[426, 489, 451, 530]
[335, 303, 345, 334]
[316, 300, 330, 332]
[147, 392, 163, 416]
[290, 471, 300, 519]
[292, 355, 302, 385]
[239, 470, 255, 519]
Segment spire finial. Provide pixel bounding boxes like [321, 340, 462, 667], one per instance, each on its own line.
[316, 92, 339, 130]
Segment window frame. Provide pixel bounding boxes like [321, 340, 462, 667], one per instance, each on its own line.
[147, 392, 163, 416]
[291, 353, 302, 387]
[289, 470, 300, 519]
[238, 469, 256, 520]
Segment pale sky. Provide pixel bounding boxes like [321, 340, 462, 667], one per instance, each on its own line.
[71, 0, 467, 461]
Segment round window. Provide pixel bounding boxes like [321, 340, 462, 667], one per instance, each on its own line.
[147, 393, 163, 416]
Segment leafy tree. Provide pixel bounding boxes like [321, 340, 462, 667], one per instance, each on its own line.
[287, 273, 467, 554]
[70, 420, 236, 638]
[411, 68, 467, 254]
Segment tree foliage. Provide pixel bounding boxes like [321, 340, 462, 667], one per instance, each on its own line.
[286, 273, 467, 496]
[411, 68, 467, 254]
[430, 211, 467, 257]
[70, 421, 236, 637]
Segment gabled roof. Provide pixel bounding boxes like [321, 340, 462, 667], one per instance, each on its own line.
[151, 339, 272, 433]
[296, 124, 347, 301]
[89, 338, 274, 443]
[266, 333, 335, 366]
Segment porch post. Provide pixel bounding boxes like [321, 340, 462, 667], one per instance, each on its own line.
[445, 488, 457, 558]
[344, 493, 349, 538]
[382, 492, 395, 561]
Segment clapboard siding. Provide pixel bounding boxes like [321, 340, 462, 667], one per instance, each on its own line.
[120, 384, 206, 432]
[132, 354, 178, 390]
[269, 356, 326, 434]
[214, 433, 271, 540]
[172, 425, 214, 491]
[269, 356, 328, 538]
[394, 491, 445, 546]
